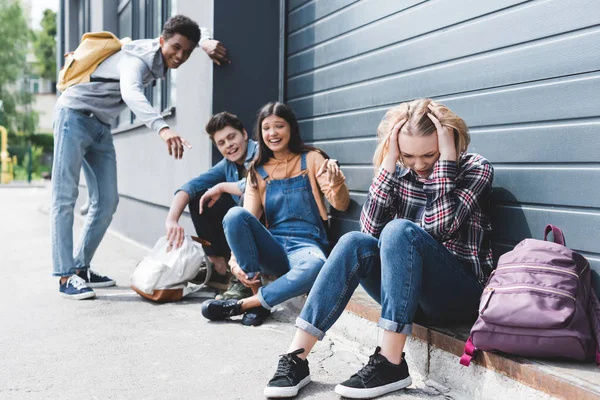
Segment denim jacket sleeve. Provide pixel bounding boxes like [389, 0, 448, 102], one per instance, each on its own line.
[237, 177, 247, 194]
[176, 159, 228, 199]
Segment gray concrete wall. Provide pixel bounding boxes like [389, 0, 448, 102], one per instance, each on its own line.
[89, 0, 118, 32]
[284, 0, 600, 294]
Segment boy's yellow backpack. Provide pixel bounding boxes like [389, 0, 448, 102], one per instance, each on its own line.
[57, 31, 131, 91]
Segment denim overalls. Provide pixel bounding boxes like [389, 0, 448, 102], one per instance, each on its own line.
[223, 152, 329, 309]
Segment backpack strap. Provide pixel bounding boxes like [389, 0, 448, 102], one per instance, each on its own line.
[459, 335, 478, 367]
[544, 224, 566, 246]
[588, 289, 600, 366]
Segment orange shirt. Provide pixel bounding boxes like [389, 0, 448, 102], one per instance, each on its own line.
[244, 151, 350, 223]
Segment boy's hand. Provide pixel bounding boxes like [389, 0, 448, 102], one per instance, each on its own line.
[201, 39, 230, 65]
[199, 184, 223, 214]
[166, 219, 185, 249]
[159, 128, 192, 159]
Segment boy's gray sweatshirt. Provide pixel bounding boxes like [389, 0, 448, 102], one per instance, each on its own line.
[57, 28, 212, 133]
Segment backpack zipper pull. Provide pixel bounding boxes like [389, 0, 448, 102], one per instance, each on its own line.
[479, 287, 495, 315]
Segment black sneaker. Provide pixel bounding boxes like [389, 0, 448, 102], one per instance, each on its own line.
[76, 269, 116, 288]
[264, 348, 311, 398]
[242, 306, 270, 326]
[201, 299, 243, 321]
[334, 347, 412, 399]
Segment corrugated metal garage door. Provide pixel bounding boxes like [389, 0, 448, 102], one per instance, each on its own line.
[284, 0, 600, 293]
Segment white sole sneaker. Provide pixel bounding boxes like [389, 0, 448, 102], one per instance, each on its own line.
[60, 290, 96, 300]
[86, 279, 116, 288]
[263, 375, 311, 398]
[334, 376, 412, 399]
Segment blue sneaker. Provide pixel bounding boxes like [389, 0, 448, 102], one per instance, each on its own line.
[76, 269, 116, 288]
[59, 275, 96, 300]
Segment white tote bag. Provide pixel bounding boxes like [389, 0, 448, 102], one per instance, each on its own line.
[130, 235, 206, 302]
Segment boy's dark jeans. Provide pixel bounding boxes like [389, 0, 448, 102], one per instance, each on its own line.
[188, 191, 236, 258]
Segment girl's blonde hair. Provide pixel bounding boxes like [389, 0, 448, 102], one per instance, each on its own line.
[373, 98, 470, 170]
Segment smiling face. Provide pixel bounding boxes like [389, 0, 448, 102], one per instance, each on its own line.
[398, 132, 440, 178]
[213, 127, 249, 164]
[261, 115, 292, 158]
[159, 33, 196, 69]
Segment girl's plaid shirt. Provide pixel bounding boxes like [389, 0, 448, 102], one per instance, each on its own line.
[360, 153, 494, 285]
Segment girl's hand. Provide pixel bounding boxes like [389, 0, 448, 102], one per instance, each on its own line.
[230, 260, 261, 288]
[316, 158, 341, 183]
[427, 103, 456, 161]
[382, 118, 407, 172]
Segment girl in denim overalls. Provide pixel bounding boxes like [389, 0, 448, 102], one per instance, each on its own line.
[201, 102, 350, 327]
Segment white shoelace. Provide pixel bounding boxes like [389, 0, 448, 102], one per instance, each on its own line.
[67, 274, 89, 290]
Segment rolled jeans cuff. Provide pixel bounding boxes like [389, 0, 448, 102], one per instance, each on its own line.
[257, 287, 273, 310]
[378, 317, 412, 335]
[295, 317, 326, 341]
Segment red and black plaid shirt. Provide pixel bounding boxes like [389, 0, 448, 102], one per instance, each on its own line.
[360, 153, 494, 285]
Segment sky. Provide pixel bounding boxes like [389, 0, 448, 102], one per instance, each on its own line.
[28, 0, 58, 30]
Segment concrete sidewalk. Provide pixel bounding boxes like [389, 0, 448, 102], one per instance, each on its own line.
[0, 187, 444, 400]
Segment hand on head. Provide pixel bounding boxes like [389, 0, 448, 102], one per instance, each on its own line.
[426, 102, 457, 161]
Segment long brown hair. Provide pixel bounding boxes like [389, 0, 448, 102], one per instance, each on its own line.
[373, 99, 470, 171]
[248, 102, 329, 187]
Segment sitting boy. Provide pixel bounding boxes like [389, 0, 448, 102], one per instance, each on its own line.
[165, 112, 257, 299]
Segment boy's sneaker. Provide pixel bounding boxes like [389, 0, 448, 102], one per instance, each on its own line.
[242, 306, 271, 326]
[334, 347, 411, 399]
[216, 279, 253, 300]
[190, 260, 230, 291]
[201, 299, 243, 321]
[264, 348, 311, 398]
[76, 269, 116, 288]
[59, 275, 96, 300]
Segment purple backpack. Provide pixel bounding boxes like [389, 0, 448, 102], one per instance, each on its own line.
[460, 225, 600, 367]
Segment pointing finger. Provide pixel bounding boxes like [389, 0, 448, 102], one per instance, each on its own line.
[181, 138, 192, 149]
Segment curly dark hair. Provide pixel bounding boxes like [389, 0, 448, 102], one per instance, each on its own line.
[162, 15, 201, 45]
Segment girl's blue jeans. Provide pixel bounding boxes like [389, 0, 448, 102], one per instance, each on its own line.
[296, 219, 483, 340]
[223, 207, 327, 309]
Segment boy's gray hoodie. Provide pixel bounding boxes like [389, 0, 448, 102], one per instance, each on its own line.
[57, 28, 212, 133]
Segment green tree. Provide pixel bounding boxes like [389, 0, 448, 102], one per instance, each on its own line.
[0, 0, 38, 135]
[32, 9, 57, 81]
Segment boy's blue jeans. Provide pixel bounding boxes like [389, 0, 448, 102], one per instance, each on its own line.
[296, 219, 483, 340]
[51, 106, 119, 276]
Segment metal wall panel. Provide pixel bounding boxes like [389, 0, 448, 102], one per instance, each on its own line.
[284, 0, 600, 292]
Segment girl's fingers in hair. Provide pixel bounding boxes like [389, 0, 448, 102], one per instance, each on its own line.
[427, 103, 443, 119]
[391, 118, 407, 137]
[427, 112, 443, 132]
